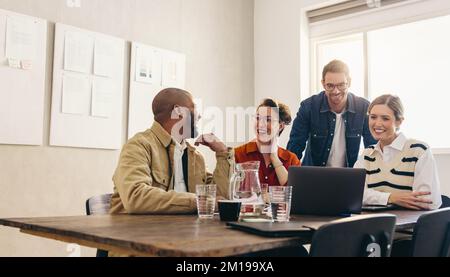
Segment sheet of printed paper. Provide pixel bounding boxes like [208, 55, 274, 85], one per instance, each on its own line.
[91, 77, 115, 118]
[162, 52, 185, 88]
[61, 73, 90, 115]
[64, 30, 94, 74]
[135, 45, 162, 85]
[5, 15, 37, 61]
[94, 37, 120, 77]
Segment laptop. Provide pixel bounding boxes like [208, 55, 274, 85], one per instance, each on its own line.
[289, 166, 366, 216]
[226, 221, 313, 237]
[361, 204, 397, 211]
[226, 215, 341, 237]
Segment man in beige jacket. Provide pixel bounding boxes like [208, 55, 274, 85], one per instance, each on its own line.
[110, 88, 233, 214]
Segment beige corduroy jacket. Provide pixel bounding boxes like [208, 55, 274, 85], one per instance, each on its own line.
[110, 121, 233, 214]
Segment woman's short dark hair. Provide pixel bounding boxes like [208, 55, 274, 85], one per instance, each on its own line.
[257, 98, 292, 135]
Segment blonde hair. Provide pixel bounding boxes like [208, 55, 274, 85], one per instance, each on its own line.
[368, 94, 405, 122]
[322, 59, 350, 80]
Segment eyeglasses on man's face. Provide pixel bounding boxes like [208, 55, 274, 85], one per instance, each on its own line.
[324, 82, 348, 91]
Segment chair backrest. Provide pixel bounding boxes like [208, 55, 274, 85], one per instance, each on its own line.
[85, 193, 113, 258]
[309, 214, 397, 257]
[85, 193, 113, 215]
[441, 195, 450, 208]
[411, 207, 450, 257]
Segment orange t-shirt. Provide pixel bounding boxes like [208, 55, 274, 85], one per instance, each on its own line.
[234, 141, 301, 186]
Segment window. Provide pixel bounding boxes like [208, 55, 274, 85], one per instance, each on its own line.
[312, 14, 450, 151]
[313, 34, 365, 97]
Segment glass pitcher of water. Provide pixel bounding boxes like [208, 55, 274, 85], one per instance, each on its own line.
[230, 161, 266, 219]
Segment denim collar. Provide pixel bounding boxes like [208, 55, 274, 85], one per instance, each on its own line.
[319, 91, 356, 114]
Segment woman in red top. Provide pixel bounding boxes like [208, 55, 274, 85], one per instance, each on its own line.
[234, 98, 300, 186]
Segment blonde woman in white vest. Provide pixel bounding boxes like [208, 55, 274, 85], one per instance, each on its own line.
[354, 94, 442, 210]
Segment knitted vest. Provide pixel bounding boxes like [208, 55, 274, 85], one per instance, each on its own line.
[362, 139, 428, 193]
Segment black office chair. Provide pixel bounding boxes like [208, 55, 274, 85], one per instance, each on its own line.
[396, 194, 450, 237]
[309, 214, 396, 257]
[391, 207, 450, 257]
[85, 193, 113, 257]
[441, 195, 450, 208]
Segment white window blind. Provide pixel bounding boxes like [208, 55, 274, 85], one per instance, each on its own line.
[307, 0, 406, 24]
[308, 0, 450, 39]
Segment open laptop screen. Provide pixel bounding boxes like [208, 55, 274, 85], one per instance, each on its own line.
[289, 166, 366, 216]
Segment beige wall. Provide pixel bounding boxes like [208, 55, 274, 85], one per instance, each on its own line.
[0, 0, 254, 256]
[254, 0, 302, 147]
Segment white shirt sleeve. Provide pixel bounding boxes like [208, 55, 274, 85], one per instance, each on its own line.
[413, 149, 442, 210]
[354, 155, 391, 206]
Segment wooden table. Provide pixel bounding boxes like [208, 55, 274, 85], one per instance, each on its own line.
[0, 210, 424, 257]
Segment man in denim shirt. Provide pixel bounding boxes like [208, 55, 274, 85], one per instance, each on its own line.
[287, 60, 376, 167]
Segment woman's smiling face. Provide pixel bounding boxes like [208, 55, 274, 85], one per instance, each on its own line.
[369, 104, 402, 144]
[255, 106, 281, 144]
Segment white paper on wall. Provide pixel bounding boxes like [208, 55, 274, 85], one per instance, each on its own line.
[61, 73, 90, 115]
[7, 57, 20, 68]
[162, 52, 185, 88]
[91, 77, 115, 118]
[64, 31, 94, 74]
[135, 45, 162, 85]
[5, 15, 37, 61]
[94, 37, 119, 77]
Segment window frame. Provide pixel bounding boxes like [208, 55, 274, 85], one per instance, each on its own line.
[310, 33, 367, 98]
[309, 13, 450, 154]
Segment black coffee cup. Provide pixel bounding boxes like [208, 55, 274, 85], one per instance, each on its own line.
[218, 200, 241, 221]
